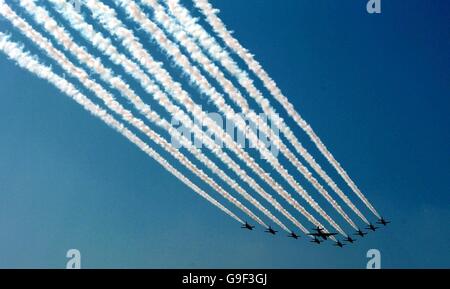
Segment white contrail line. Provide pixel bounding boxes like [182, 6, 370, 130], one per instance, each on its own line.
[193, 0, 380, 219]
[165, 0, 370, 227]
[145, 0, 360, 231]
[0, 32, 243, 225]
[100, 0, 346, 236]
[7, 1, 266, 228]
[46, 0, 311, 234]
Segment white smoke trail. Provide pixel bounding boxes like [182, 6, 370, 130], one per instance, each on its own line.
[5, 1, 266, 228]
[0, 32, 243, 225]
[144, 0, 360, 231]
[78, 0, 343, 236]
[193, 0, 380, 219]
[165, 0, 370, 227]
[46, 0, 311, 233]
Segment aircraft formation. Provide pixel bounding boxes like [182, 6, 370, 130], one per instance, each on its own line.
[242, 218, 390, 247]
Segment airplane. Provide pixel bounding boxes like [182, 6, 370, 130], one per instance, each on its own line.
[264, 226, 277, 235]
[377, 217, 391, 226]
[310, 237, 322, 244]
[308, 226, 338, 240]
[333, 241, 345, 248]
[241, 221, 255, 231]
[344, 236, 356, 243]
[288, 231, 300, 239]
[354, 229, 367, 237]
[366, 223, 379, 232]
[313, 226, 325, 232]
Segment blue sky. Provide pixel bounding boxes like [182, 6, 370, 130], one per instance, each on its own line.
[0, 0, 449, 268]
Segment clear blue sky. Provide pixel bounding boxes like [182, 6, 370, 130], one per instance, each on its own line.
[0, 0, 449, 268]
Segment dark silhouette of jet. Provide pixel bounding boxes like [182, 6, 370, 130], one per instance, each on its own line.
[366, 223, 379, 231]
[333, 241, 345, 248]
[377, 217, 390, 226]
[264, 226, 277, 235]
[308, 226, 338, 240]
[310, 237, 322, 244]
[344, 236, 356, 243]
[354, 229, 367, 237]
[288, 231, 299, 239]
[241, 221, 255, 231]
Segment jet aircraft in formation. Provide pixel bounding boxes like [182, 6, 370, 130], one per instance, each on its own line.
[241, 217, 389, 248]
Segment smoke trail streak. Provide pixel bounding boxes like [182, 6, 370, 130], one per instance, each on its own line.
[87, 0, 347, 236]
[144, 0, 359, 231]
[46, 0, 311, 233]
[165, 0, 370, 227]
[193, 0, 380, 219]
[0, 32, 243, 225]
[5, 1, 266, 228]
